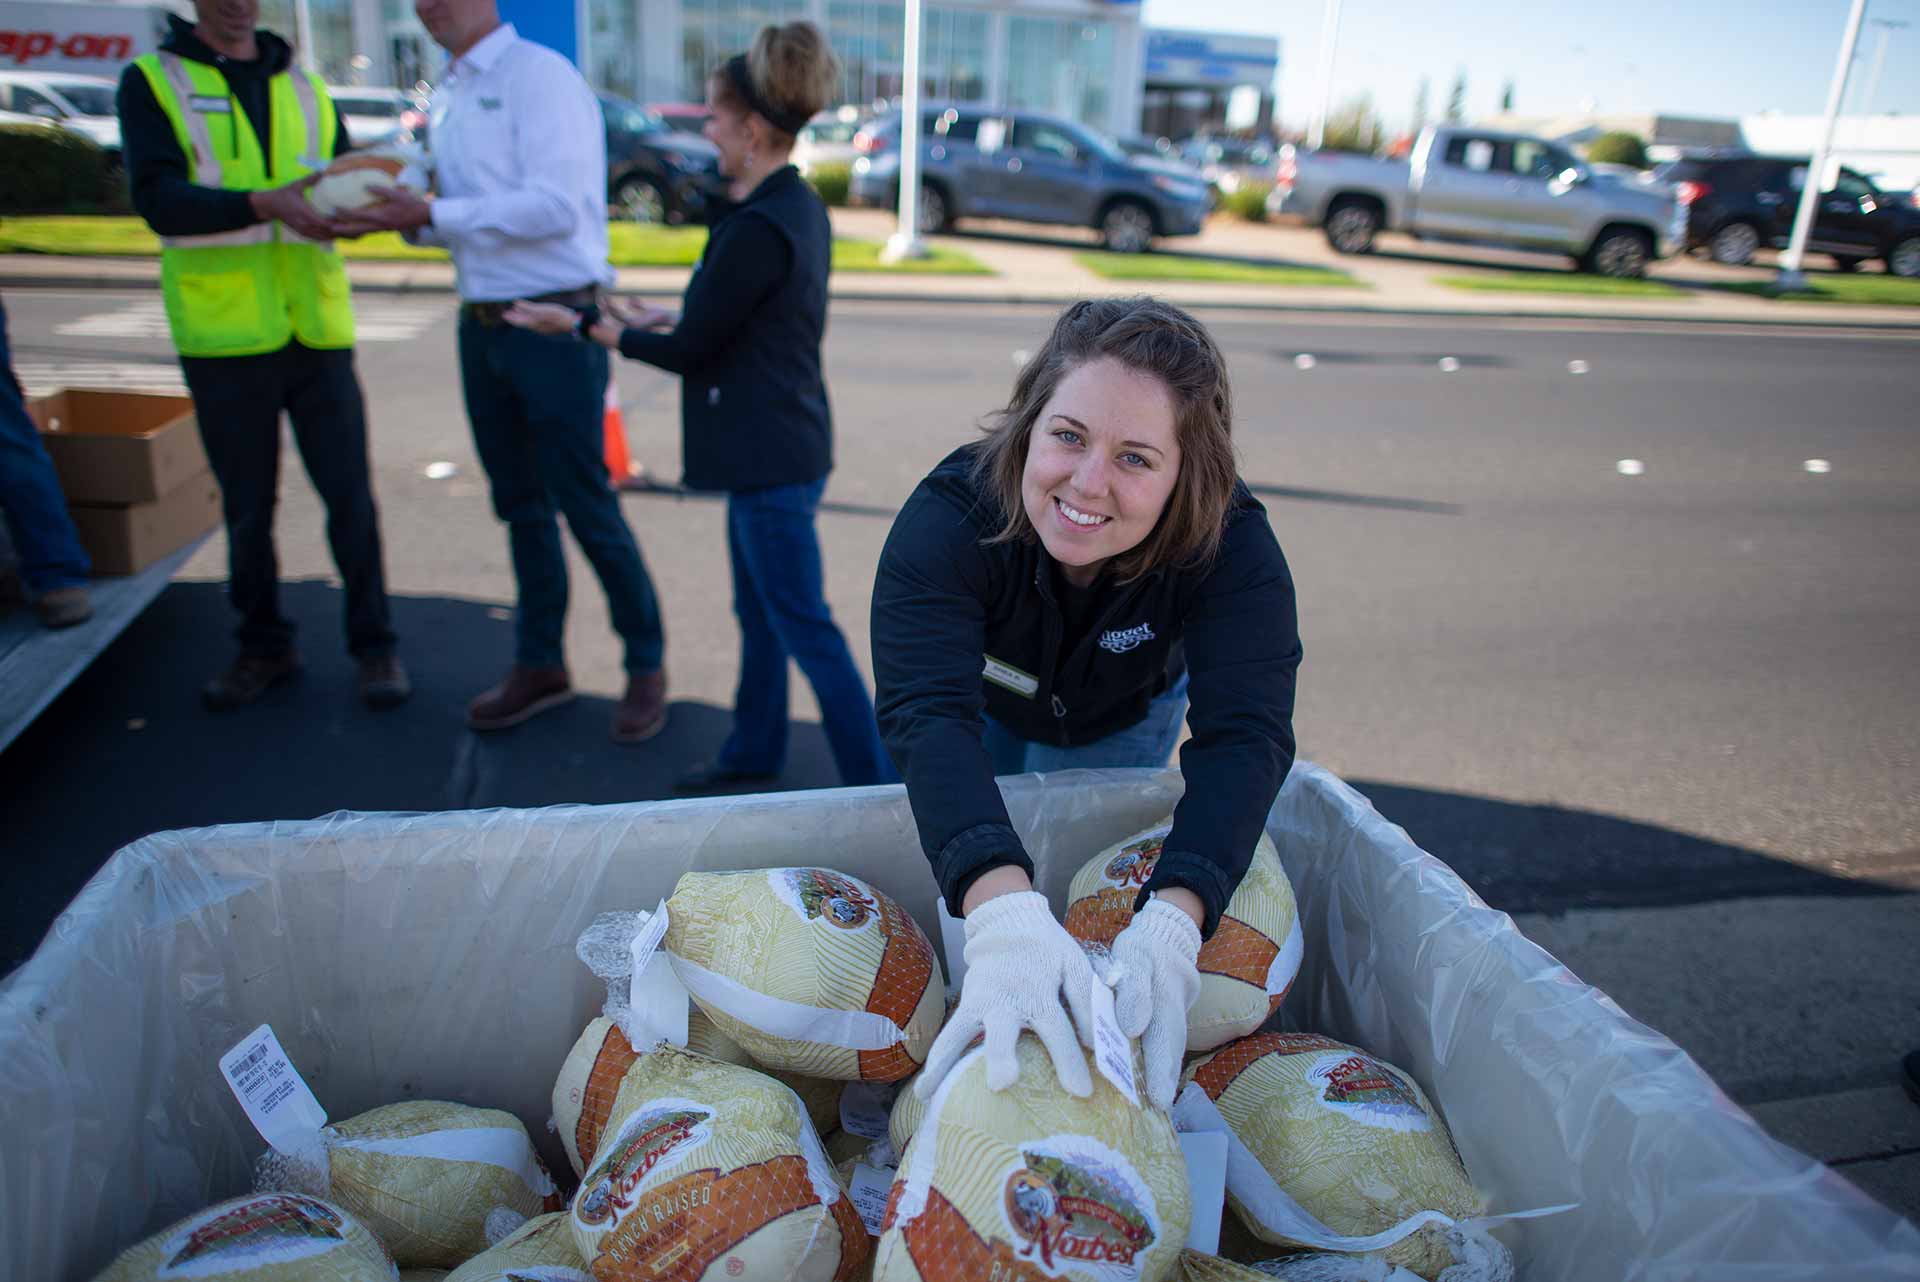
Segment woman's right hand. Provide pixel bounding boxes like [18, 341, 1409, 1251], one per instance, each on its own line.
[914, 888, 1101, 1102]
[604, 294, 675, 331]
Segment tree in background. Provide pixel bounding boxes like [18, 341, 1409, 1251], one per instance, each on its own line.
[1587, 131, 1650, 168]
[1446, 71, 1467, 122]
[1323, 95, 1386, 155]
[1501, 80, 1515, 113]
[1411, 77, 1430, 135]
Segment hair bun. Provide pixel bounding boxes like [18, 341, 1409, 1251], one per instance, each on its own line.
[750, 21, 840, 126]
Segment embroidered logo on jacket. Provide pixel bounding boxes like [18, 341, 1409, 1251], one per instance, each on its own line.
[1098, 623, 1156, 654]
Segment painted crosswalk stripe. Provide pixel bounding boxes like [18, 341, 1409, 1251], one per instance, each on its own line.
[54, 298, 447, 343]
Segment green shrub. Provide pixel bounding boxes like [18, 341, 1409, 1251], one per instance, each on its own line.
[807, 162, 852, 207]
[1222, 182, 1272, 222]
[1586, 131, 1649, 169]
[0, 122, 125, 214]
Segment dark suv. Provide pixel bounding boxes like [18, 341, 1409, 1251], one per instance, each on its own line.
[599, 95, 728, 225]
[846, 107, 1212, 252]
[1659, 154, 1920, 276]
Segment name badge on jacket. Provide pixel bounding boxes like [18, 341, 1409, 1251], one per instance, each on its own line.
[188, 95, 230, 113]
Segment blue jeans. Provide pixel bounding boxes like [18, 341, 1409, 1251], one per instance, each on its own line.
[984, 668, 1190, 775]
[721, 478, 895, 786]
[0, 299, 90, 595]
[460, 316, 664, 673]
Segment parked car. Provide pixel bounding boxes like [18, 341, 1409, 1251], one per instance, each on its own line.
[601, 94, 727, 224]
[0, 71, 121, 159]
[847, 107, 1212, 252]
[1267, 124, 1683, 277]
[793, 106, 870, 176]
[1652, 154, 1920, 276]
[647, 102, 712, 135]
[1185, 136, 1278, 197]
[328, 86, 429, 147]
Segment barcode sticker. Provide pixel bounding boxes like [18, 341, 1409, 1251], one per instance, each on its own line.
[1089, 977, 1140, 1108]
[219, 1024, 327, 1150]
[848, 1163, 896, 1236]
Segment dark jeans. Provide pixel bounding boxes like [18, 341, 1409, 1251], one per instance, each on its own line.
[721, 478, 895, 786]
[458, 317, 664, 673]
[180, 341, 395, 658]
[0, 299, 91, 595]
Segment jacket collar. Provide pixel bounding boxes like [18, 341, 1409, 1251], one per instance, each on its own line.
[160, 12, 294, 74]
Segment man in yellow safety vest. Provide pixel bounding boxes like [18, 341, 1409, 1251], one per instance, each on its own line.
[116, 1, 408, 710]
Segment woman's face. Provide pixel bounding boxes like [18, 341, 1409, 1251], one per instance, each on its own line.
[702, 84, 755, 179]
[1021, 357, 1182, 586]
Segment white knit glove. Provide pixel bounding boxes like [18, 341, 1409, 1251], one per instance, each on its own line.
[915, 891, 1099, 1100]
[1110, 898, 1203, 1111]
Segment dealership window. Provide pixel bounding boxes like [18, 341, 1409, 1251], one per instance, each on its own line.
[589, 0, 641, 99]
[257, 0, 357, 83]
[1005, 16, 1112, 129]
[828, 3, 988, 110]
[682, 0, 812, 106]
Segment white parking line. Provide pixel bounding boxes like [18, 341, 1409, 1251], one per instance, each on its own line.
[13, 361, 186, 396]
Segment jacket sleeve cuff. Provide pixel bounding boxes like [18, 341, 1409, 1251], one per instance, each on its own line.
[936, 822, 1034, 915]
[428, 196, 479, 236]
[1136, 848, 1232, 940]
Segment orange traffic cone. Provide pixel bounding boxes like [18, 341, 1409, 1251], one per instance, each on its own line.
[602, 379, 642, 490]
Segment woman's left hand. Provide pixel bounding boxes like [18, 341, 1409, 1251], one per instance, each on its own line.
[1109, 893, 1204, 1110]
[501, 301, 578, 334]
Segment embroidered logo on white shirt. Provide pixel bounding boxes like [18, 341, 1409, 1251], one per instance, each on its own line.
[1099, 622, 1156, 653]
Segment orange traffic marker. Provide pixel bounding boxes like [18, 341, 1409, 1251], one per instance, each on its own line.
[602, 379, 643, 490]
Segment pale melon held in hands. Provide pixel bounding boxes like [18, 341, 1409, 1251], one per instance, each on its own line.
[307, 151, 422, 216]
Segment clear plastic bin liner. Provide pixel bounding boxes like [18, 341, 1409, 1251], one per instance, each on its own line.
[3, 766, 1916, 1281]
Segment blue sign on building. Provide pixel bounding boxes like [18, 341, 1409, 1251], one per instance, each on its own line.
[498, 0, 578, 63]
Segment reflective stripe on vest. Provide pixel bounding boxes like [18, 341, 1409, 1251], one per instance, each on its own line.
[155, 53, 222, 188]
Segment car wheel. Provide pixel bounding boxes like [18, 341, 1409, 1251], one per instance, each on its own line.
[1588, 228, 1653, 278]
[1831, 255, 1866, 272]
[1324, 197, 1380, 255]
[1888, 236, 1920, 278]
[917, 182, 950, 234]
[1708, 221, 1761, 266]
[612, 175, 668, 224]
[1100, 201, 1155, 253]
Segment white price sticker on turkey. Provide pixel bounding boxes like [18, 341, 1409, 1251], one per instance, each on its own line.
[629, 900, 671, 976]
[219, 1024, 327, 1150]
[1089, 977, 1139, 1107]
[848, 1163, 896, 1236]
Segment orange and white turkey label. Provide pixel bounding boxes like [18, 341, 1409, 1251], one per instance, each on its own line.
[155, 1194, 353, 1279]
[572, 1098, 716, 1232]
[1305, 1052, 1432, 1134]
[996, 1138, 1161, 1280]
[770, 867, 884, 933]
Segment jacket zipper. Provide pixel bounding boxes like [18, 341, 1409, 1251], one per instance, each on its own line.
[1033, 566, 1070, 739]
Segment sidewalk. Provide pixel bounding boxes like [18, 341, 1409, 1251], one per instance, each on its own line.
[7, 208, 1920, 329]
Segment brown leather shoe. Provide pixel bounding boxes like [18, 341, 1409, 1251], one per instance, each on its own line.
[34, 586, 93, 630]
[204, 650, 303, 711]
[356, 653, 412, 709]
[468, 665, 572, 731]
[611, 668, 667, 743]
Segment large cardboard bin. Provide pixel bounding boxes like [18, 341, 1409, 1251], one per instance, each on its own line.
[62, 470, 222, 575]
[27, 389, 209, 505]
[2, 767, 1916, 1281]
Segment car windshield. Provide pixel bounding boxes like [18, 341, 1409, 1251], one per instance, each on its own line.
[602, 98, 665, 134]
[806, 120, 861, 145]
[54, 84, 117, 116]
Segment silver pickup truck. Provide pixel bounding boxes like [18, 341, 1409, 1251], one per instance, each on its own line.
[1267, 125, 1684, 277]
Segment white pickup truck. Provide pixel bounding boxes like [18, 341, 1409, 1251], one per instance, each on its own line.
[1267, 124, 1685, 277]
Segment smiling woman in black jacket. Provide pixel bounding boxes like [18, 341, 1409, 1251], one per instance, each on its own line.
[508, 22, 892, 792]
[874, 296, 1302, 1115]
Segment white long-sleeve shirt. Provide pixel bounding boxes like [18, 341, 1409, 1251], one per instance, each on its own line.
[411, 23, 613, 302]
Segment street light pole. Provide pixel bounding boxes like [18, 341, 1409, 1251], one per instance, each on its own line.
[1778, 0, 1870, 290]
[292, 0, 318, 75]
[882, 0, 929, 262]
[1863, 19, 1910, 116]
[1305, 0, 1342, 150]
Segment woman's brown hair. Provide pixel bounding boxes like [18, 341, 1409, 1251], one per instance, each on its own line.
[709, 22, 839, 141]
[971, 296, 1239, 582]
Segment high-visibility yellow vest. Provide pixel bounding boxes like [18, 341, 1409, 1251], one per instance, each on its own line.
[134, 52, 354, 357]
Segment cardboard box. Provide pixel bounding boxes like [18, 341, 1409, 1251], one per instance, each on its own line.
[66, 469, 222, 575]
[27, 389, 207, 505]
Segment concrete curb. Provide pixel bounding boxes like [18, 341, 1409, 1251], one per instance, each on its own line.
[7, 255, 1920, 333]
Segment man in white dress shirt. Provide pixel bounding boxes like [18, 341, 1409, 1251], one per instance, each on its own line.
[341, 0, 668, 742]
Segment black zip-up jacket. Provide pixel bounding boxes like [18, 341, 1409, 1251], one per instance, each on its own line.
[617, 165, 832, 493]
[872, 445, 1302, 937]
[116, 15, 351, 239]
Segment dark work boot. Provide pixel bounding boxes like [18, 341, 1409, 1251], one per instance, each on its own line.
[468, 665, 573, 731]
[203, 651, 303, 711]
[611, 668, 668, 744]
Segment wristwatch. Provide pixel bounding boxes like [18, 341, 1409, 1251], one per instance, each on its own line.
[573, 304, 602, 340]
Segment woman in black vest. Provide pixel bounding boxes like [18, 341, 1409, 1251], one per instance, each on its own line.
[508, 22, 891, 791]
[873, 297, 1302, 1112]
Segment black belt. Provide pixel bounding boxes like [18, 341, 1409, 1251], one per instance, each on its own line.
[462, 285, 600, 326]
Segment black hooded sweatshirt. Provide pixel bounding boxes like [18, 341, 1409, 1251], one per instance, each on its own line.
[116, 14, 351, 238]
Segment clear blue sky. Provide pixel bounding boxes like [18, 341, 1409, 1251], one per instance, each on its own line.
[1141, 0, 1920, 134]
